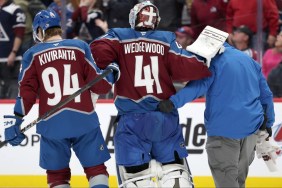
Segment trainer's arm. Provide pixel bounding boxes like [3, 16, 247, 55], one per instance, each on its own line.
[170, 65, 215, 108]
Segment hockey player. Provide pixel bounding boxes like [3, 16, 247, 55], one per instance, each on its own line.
[3, 9, 119, 188]
[158, 42, 275, 188]
[89, 1, 214, 187]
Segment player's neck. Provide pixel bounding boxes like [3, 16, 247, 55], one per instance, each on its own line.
[45, 35, 62, 42]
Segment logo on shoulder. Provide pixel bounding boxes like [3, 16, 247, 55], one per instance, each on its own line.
[141, 32, 146, 36]
[100, 144, 104, 150]
[50, 12, 56, 18]
[175, 41, 183, 49]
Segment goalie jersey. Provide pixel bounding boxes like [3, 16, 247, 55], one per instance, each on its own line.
[14, 39, 114, 139]
[90, 28, 211, 114]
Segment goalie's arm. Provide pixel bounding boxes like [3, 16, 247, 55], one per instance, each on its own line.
[167, 38, 211, 82]
[186, 26, 229, 67]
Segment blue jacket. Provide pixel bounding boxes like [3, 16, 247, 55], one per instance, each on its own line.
[170, 43, 275, 139]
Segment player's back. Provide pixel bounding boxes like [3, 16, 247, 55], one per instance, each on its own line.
[113, 28, 176, 101]
[18, 39, 107, 139]
[22, 39, 95, 115]
[91, 28, 210, 114]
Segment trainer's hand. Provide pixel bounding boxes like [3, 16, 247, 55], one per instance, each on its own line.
[106, 62, 120, 82]
[158, 100, 175, 113]
[266, 127, 272, 137]
[3, 115, 25, 146]
[259, 114, 272, 137]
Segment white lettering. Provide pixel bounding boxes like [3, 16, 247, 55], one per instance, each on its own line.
[38, 49, 77, 66]
[123, 42, 164, 55]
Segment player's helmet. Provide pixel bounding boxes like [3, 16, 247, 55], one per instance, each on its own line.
[32, 9, 61, 43]
[129, 1, 161, 30]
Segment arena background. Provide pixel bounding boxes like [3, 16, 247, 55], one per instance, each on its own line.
[0, 99, 281, 188]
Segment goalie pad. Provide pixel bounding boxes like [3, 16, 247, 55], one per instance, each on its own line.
[158, 159, 194, 188]
[186, 26, 229, 67]
[256, 130, 282, 172]
[117, 160, 161, 188]
[117, 159, 194, 188]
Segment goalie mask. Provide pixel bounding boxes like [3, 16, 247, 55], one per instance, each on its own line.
[129, 1, 161, 30]
[32, 9, 61, 43]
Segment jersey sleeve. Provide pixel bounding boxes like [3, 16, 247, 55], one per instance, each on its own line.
[14, 51, 39, 116]
[167, 38, 211, 82]
[90, 30, 120, 69]
[82, 41, 114, 94]
[13, 6, 26, 39]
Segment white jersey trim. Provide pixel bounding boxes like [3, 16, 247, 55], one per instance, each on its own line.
[43, 107, 96, 121]
[115, 95, 161, 103]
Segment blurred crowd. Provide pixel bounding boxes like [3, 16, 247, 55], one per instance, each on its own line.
[1, 0, 282, 99]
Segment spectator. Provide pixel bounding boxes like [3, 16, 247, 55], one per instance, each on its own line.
[40, 0, 53, 7]
[232, 25, 258, 60]
[190, 0, 228, 38]
[102, 0, 138, 29]
[275, 0, 282, 32]
[25, 0, 46, 18]
[14, 0, 46, 53]
[0, 0, 26, 99]
[175, 26, 194, 48]
[267, 61, 282, 97]
[153, 0, 186, 31]
[262, 31, 282, 78]
[48, 0, 75, 39]
[181, 0, 192, 25]
[226, 0, 279, 50]
[72, 0, 107, 43]
[174, 25, 195, 92]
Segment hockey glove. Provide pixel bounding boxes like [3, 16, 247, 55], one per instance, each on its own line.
[4, 115, 25, 146]
[259, 114, 272, 137]
[266, 127, 272, 137]
[158, 100, 175, 113]
[105, 62, 120, 83]
[256, 130, 281, 172]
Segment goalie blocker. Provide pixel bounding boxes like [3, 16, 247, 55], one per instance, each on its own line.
[256, 130, 282, 172]
[186, 26, 229, 67]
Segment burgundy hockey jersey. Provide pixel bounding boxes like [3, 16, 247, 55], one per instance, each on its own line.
[90, 28, 211, 114]
[14, 39, 114, 139]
